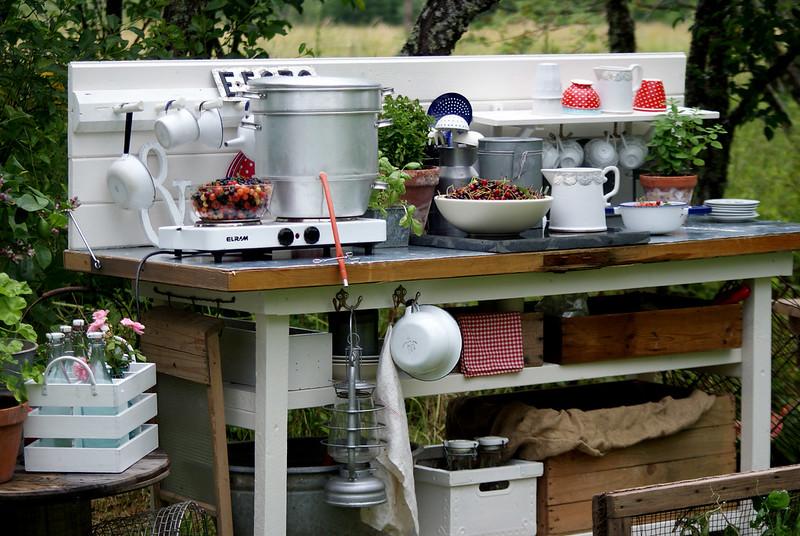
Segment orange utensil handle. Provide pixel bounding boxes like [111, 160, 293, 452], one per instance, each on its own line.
[319, 171, 348, 286]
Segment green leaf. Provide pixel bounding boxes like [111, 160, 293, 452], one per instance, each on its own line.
[17, 323, 36, 342]
[34, 246, 51, 270]
[15, 193, 48, 211]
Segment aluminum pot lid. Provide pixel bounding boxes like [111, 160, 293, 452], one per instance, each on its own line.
[248, 75, 381, 91]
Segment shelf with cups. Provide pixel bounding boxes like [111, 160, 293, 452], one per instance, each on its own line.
[471, 107, 719, 134]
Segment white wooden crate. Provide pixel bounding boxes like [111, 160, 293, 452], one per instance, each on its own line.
[25, 424, 159, 473]
[23, 361, 159, 473]
[26, 361, 156, 408]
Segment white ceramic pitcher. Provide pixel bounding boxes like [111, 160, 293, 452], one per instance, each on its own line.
[593, 64, 643, 114]
[542, 166, 620, 232]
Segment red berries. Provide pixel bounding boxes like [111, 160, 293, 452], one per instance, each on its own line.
[445, 178, 545, 201]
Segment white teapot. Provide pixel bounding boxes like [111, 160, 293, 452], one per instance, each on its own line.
[542, 166, 620, 232]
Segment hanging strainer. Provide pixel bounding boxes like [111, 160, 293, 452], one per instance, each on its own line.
[427, 92, 473, 124]
[434, 114, 470, 132]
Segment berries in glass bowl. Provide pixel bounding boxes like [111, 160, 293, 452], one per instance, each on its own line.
[191, 177, 272, 222]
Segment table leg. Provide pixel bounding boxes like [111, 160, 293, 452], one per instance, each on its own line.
[740, 277, 772, 470]
[254, 314, 289, 536]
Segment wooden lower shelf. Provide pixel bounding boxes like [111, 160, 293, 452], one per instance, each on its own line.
[222, 349, 742, 429]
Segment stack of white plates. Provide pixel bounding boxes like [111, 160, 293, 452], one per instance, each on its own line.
[704, 199, 760, 222]
[332, 354, 379, 381]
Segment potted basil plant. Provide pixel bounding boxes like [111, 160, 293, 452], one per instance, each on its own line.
[378, 94, 439, 228]
[639, 101, 726, 204]
[367, 154, 424, 247]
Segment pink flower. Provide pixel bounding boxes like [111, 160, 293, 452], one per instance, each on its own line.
[88, 309, 109, 332]
[121, 318, 146, 336]
[73, 357, 89, 382]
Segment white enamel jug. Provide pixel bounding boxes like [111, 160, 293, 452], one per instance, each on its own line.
[593, 64, 643, 114]
[542, 166, 620, 232]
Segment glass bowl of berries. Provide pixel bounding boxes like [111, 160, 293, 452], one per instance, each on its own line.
[434, 178, 552, 236]
[191, 177, 272, 223]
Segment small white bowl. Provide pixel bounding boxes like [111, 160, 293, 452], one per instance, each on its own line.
[433, 195, 553, 236]
[616, 201, 689, 234]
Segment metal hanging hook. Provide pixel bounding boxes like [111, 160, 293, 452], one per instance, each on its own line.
[332, 288, 363, 312]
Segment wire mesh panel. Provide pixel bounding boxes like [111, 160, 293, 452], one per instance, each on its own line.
[593, 465, 800, 536]
[662, 277, 800, 466]
[92, 500, 214, 536]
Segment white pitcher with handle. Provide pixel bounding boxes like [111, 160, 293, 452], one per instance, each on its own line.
[542, 166, 620, 232]
[593, 64, 643, 114]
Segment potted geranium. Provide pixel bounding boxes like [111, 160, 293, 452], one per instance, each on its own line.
[639, 101, 726, 204]
[0, 273, 39, 483]
[377, 94, 439, 228]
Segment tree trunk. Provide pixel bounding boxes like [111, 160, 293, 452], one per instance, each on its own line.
[605, 0, 635, 53]
[685, 0, 732, 201]
[400, 0, 501, 56]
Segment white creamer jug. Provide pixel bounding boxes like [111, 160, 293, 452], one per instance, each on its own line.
[542, 166, 620, 232]
[593, 64, 643, 114]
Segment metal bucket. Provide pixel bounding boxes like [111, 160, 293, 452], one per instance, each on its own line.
[228, 439, 380, 536]
[428, 146, 478, 237]
[477, 137, 543, 190]
[246, 76, 387, 218]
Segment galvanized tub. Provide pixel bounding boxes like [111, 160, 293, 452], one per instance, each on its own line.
[477, 137, 543, 190]
[228, 439, 380, 536]
[246, 76, 386, 218]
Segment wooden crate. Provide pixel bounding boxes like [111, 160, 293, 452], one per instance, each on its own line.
[543, 293, 742, 364]
[445, 381, 737, 536]
[538, 393, 736, 535]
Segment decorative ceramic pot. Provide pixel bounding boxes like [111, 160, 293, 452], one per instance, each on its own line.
[401, 166, 440, 229]
[561, 79, 601, 114]
[639, 174, 697, 204]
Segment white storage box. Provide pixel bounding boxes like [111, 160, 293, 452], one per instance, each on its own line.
[23, 361, 158, 473]
[414, 445, 543, 536]
[220, 319, 332, 391]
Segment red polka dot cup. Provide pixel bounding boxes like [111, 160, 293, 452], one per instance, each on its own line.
[561, 79, 601, 114]
[633, 79, 667, 112]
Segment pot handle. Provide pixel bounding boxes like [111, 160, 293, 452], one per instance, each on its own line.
[381, 86, 394, 97]
[372, 180, 388, 191]
[602, 165, 621, 202]
[375, 118, 393, 128]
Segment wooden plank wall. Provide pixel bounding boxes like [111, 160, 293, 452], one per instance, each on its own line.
[68, 53, 687, 250]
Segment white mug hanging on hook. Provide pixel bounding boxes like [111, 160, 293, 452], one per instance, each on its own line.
[154, 100, 199, 149]
[593, 64, 643, 114]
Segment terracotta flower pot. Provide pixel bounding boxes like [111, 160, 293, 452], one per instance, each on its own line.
[639, 174, 698, 204]
[401, 166, 440, 229]
[0, 396, 27, 483]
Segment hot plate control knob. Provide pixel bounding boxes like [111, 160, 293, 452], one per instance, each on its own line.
[304, 226, 320, 244]
[278, 227, 294, 246]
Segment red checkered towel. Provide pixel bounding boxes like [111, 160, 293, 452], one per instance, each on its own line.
[457, 312, 524, 377]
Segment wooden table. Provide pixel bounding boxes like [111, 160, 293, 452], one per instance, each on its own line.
[64, 218, 800, 536]
[0, 449, 169, 535]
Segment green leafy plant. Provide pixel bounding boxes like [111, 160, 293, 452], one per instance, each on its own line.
[377, 94, 433, 168]
[645, 101, 727, 176]
[0, 273, 40, 402]
[369, 154, 424, 236]
[749, 490, 800, 536]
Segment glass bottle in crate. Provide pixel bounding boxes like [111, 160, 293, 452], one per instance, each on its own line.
[81, 332, 125, 448]
[476, 436, 508, 468]
[59, 325, 74, 356]
[71, 318, 87, 358]
[41, 332, 74, 447]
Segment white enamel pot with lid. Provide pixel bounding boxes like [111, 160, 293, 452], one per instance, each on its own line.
[390, 304, 462, 381]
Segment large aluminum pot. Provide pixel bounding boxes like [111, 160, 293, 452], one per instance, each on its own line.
[246, 76, 387, 219]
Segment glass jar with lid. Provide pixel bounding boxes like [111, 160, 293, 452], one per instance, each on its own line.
[443, 439, 478, 471]
[476, 436, 509, 468]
